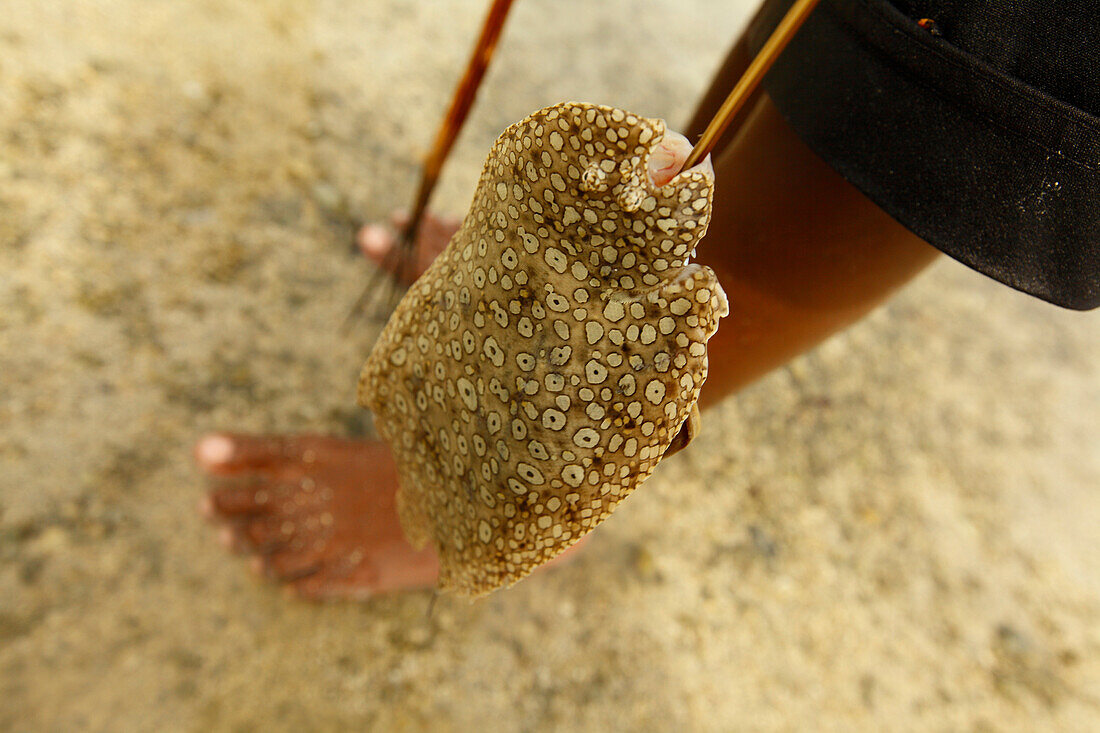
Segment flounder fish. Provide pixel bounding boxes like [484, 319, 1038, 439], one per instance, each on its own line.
[359, 102, 728, 597]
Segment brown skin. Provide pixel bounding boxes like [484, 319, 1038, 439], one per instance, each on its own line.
[199, 436, 437, 598]
[197, 93, 938, 599]
[695, 96, 939, 404]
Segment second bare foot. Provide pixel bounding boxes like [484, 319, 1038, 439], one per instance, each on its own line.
[196, 433, 439, 600]
[356, 210, 461, 286]
[195, 432, 589, 600]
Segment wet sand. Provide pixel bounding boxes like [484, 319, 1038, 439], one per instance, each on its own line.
[2, 1, 1098, 730]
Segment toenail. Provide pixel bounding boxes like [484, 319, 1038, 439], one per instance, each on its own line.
[197, 434, 235, 466]
[218, 525, 237, 549]
[358, 225, 389, 255]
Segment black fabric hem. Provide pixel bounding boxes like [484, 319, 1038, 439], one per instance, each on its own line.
[748, 0, 1100, 310]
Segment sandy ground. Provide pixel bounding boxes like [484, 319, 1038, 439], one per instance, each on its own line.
[2, 1, 1098, 730]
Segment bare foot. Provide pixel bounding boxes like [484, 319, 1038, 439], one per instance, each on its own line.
[356, 210, 460, 286]
[196, 433, 587, 599]
[196, 211, 456, 600]
[197, 434, 440, 599]
[198, 210, 586, 601]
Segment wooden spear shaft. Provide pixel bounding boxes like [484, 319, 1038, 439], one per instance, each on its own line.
[401, 0, 518, 249]
[683, 0, 822, 169]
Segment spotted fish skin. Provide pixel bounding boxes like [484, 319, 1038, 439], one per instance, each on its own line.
[359, 102, 728, 597]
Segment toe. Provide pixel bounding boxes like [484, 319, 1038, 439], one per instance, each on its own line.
[260, 551, 324, 582]
[238, 514, 294, 551]
[356, 223, 395, 265]
[194, 433, 300, 475]
[205, 482, 274, 517]
[218, 524, 245, 552]
[218, 520, 278, 555]
[357, 211, 460, 285]
[292, 572, 375, 602]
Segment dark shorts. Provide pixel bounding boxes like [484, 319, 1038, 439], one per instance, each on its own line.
[749, 0, 1099, 310]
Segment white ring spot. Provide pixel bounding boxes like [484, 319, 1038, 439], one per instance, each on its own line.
[516, 462, 545, 485]
[585, 360, 608, 384]
[572, 427, 600, 448]
[457, 377, 477, 411]
[544, 247, 568, 274]
[542, 408, 567, 431]
[645, 379, 667, 404]
[562, 464, 584, 487]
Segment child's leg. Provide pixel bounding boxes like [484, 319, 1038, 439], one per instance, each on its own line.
[696, 94, 939, 405]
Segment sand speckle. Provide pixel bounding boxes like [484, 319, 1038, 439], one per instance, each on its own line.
[1, 1, 1098, 731]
